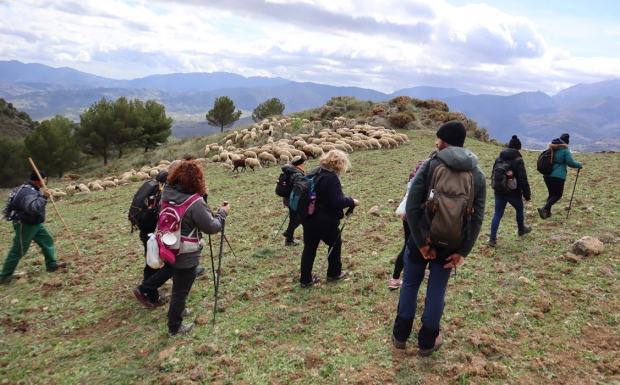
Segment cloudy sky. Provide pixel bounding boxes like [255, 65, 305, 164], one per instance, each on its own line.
[1, 0, 619, 95]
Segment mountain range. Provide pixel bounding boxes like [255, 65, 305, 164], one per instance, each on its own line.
[1, 60, 619, 151]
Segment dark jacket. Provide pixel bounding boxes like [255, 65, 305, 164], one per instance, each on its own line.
[494, 148, 531, 200]
[546, 142, 582, 180]
[14, 182, 47, 224]
[162, 184, 228, 269]
[281, 164, 305, 207]
[405, 146, 486, 259]
[302, 167, 354, 225]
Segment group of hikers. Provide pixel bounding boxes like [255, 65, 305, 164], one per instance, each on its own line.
[0, 121, 584, 352]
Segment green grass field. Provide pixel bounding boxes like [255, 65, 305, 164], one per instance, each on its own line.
[0, 130, 619, 384]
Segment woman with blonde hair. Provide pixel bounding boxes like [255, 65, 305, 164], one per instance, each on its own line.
[298, 150, 359, 288]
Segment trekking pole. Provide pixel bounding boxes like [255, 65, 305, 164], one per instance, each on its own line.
[222, 234, 238, 259]
[28, 158, 82, 258]
[314, 206, 355, 284]
[273, 211, 289, 241]
[566, 168, 581, 219]
[213, 219, 226, 327]
[208, 234, 216, 288]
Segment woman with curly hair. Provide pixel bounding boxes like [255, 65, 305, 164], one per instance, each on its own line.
[132, 159, 230, 336]
[299, 150, 359, 288]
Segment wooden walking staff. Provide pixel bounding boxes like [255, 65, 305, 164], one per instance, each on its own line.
[28, 158, 82, 258]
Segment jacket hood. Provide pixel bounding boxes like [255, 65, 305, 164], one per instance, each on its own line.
[436, 146, 479, 171]
[548, 143, 569, 151]
[282, 164, 303, 174]
[499, 148, 522, 160]
[162, 184, 194, 203]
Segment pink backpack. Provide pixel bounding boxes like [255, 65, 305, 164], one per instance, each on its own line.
[156, 194, 202, 264]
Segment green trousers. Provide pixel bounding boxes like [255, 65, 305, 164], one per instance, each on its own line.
[0, 220, 58, 278]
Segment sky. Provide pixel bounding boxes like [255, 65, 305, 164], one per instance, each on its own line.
[1, 0, 619, 96]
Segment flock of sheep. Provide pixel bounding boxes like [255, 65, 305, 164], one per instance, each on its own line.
[49, 115, 409, 199]
[205, 116, 410, 172]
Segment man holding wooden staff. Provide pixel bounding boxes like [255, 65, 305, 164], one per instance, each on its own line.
[0, 170, 68, 284]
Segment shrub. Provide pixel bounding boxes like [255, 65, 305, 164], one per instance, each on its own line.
[371, 107, 386, 116]
[388, 113, 414, 128]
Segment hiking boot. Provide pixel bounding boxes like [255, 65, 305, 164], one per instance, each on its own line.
[537, 207, 550, 220]
[152, 293, 171, 308]
[488, 238, 497, 247]
[0, 275, 18, 285]
[418, 334, 443, 357]
[300, 277, 320, 289]
[284, 240, 299, 247]
[518, 226, 532, 237]
[168, 322, 195, 337]
[132, 287, 155, 308]
[392, 334, 406, 350]
[46, 262, 68, 272]
[327, 270, 349, 282]
[195, 267, 206, 277]
[181, 308, 191, 317]
[388, 278, 402, 290]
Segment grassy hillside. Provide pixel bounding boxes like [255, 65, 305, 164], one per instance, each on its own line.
[0, 130, 619, 384]
[0, 98, 36, 139]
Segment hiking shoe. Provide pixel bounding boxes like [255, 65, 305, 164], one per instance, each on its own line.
[0, 275, 18, 285]
[181, 308, 191, 317]
[418, 334, 443, 357]
[327, 270, 349, 282]
[518, 226, 532, 237]
[152, 293, 171, 308]
[392, 334, 406, 350]
[46, 262, 68, 272]
[300, 277, 320, 289]
[537, 207, 550, 220]
[195, 267, 206, 277]
[488, 238, 497, 247]
[168, 322, 195, 337]
[132, 287, 155, 308]
[388, 278, 402, 290]
[284, 240, 299, 246]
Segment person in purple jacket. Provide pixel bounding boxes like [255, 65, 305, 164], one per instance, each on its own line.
[298, 150, 359, 288]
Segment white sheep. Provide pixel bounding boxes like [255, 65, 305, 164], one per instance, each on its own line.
[211, 155, 221, 163]
[101, 180, 117, 189]
[77, 184, 91, 193]
[244, 158, 262, 171]
[220, 163, 233, 171]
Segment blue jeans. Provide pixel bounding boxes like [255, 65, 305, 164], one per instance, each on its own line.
[392, 244, 452, 349]
[490, 193, 525, 240]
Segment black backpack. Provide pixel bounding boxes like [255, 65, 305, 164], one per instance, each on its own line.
[537, 149, 554, 175]
[128, 180, 161, 233]
[275, 172, 293, 198]
[490, 159, 516, 194]
[289, 169, 328, 218]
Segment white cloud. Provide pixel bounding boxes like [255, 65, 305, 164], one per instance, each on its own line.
[0, 0, 618, 95]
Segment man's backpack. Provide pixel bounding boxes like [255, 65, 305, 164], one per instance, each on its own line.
[155, 194, 202, 264]
[275, 172, 293, 198]
[419, 161, 475, 249]
[289, 169, 328, 218]
[128, 180, 161, 233]
[537, 149, 554, 175]
[1, 184, 33, 221]
[490, 159, 517, 194]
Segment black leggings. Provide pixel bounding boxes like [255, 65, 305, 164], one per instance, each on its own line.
[543, 176, 565, 213]
[392, 220, 411, 279]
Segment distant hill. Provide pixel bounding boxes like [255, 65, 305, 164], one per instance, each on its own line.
[2, 60, 620, 150]
[552, 79, 620, 106]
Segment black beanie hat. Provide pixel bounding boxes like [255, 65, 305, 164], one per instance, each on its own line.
[508, 135, 522, 149]
[559, 133, 570, 145]
[30, 170, 47, 181]
[436, 120, 466, 147]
